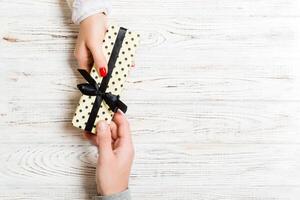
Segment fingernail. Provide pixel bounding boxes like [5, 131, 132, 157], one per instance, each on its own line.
[97, 121, 108, 132]
[99, 67, 107, 77]
[118, 109, 125, 115]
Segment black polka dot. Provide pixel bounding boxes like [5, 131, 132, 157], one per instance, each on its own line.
[92, 69, 95, 73]
[128, 48, 131, 51]
[79, 126, 82, 128]
[76, 119, 79, 122]
[95, 76, 98, 79]
[125, 41, 128, 44]
[108, 52, 111, 55]
[82, 116, 85, 119]
[137, 34, 140, 37]
[124, 74, 127, 77]
[105, 46, 108, 49]
[102, 111, 105, 115]
[118, 78, 121, 81]
[112, 81, 115, 84]
[74, 113, 77, 116]
[83, 99, 85, 102]
[111, 26, 114, 29]
[122, 51, 125, 54]
[88, 112, 91, 115]
[111, 42, 114, 45]
[114, 32, 117, 35]
[79, 109, 82, 112]
[125, 57, 128, 61]
[131, 54, 133, 57]
[100, 105, 103, 108]
[93, 125, 96, 128]
[119, 61, 122, 64]
[108, 36, 111, 39]
[97, 115, 99, 118]
[128, 31, 132, 34]
[134, 44, 137, 47]
[115, 71, 118, 75]
[114, 88, 118, 91]
[105, 118, 108, 121]
[131, 38, 134, 41]
[121, 68, 124, 71]
[91, 102, 94, 105]
[127, 64, 130, 67]
[102, 39, 105, 42]
[120, 84, 123, 87]
[85, 106, 88, 109]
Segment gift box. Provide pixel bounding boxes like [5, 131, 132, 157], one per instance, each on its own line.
[72, 25, 140, 134]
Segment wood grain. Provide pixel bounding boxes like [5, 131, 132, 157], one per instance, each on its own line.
[1, 0, 300, 199]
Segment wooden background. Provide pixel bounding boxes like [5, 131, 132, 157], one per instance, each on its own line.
[1, 0, 300, 199]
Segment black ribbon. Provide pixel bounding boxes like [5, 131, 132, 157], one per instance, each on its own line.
[77, 27, 127, 132]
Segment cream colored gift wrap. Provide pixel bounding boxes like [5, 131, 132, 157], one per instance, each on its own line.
[72, 25, 140, 134]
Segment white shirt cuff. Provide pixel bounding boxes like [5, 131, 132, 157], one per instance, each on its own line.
[71, 0, 111, 24]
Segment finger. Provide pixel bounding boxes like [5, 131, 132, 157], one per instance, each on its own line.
[112, 110, 132, 151]
[113, 111, 134, 157]
[74, 43, 93, 71]
[110, 121, 118, 141]
[109, 121, 119, 150]
[89, 45, 107, 77]
[96, 121, 113, 157]
[112, 110, 130, 138]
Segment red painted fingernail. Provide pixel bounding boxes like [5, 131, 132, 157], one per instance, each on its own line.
[99, 67, 107, 77]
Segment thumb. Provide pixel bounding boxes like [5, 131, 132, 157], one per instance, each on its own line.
[96, 121, 113, 157]
[89, 45, 107, 77]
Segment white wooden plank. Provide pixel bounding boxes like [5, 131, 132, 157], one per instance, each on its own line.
[1, 0, 300, 199]
[1, 101, 300, 144]
[0, 144, 299, 199]
[1, 186, 299, 200]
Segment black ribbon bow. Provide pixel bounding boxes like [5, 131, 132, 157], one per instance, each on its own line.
[76, 27, 128, 132]
[77, 69, 127, 114]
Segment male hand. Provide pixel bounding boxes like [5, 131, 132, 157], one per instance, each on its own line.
[84, 111, 134, 195]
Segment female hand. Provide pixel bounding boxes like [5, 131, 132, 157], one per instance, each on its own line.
[84, 111, 135, 195]
[74, 12, 108, 77]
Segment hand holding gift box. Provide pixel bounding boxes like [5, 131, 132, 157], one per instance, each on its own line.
[72, 25, 140, 134]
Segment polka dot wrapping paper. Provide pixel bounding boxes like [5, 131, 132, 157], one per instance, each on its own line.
[72, 25, 140, 134]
